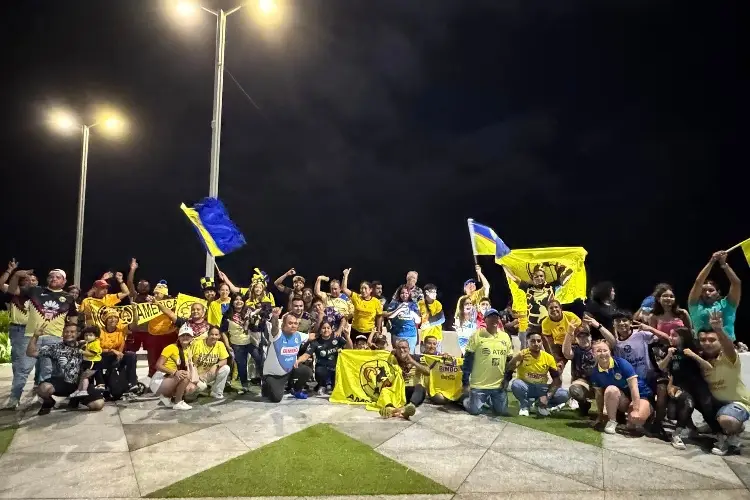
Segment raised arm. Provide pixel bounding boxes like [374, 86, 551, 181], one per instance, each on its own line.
[115, 272, 129, 299]
[718, 251, 741, 306]
[501, 265, 521, 284]
[585, 315, 616, 348]
[688, 253, 718, 305]
[341, 268, 353, 297]
[126, 258, 138, 297]
[314, 275, 329, 300]
[562, 323, 577, 360]
[475, 264, 490, 297]
[153, 297, 177, 323]
[557, 264, 574, 286]
[216, 270, 240, 294]
[274, 268, 295, 293]
[505, 351, 525, 373]
[0, 259, 18, 293]
[710, 311, 737, 363]
[6, 269, 30, 296]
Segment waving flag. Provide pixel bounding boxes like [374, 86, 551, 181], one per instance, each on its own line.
[467, 219, 511, 258]
[180, 197, 246, 257]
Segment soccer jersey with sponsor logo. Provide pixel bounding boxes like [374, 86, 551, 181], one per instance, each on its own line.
[541, 311, 581, 345]
[590, 356, 652, 398]
[516, 349, 556, 384]
[7, 296, 30, 325]
[306, 336, 347, 369]
[23, 286, 76, 337]
[615, 331, 654, 381]
[264, 330, 302, 376]
[191, 338, 229, 376]
[466, 328, 513, 389]
[350, 293, 383, 333]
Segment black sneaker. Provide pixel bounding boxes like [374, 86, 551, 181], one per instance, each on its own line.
[37, 406, 53, 416]
[577, 400, 592, 417]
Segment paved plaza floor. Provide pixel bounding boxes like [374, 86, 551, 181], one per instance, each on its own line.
[2, 362, 750, 500]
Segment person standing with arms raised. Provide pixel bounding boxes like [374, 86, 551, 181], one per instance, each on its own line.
[341, 268, 383, 340]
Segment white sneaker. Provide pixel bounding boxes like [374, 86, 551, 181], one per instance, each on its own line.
[518, 408, 530, 417]
[568, 399, 579, 410]
[712, 434, 729, 455]
[69, 390, 84, 398]
[537, 406, 550, 417]
[3, 396, 20, 410]
[158, 395, 173, 408]
[173, 401, 192, 411]
[317, 387, 326, 396]
[671, 433, 687, 450]
[604, 420, 617, 435]
[210, 393, 224, 400]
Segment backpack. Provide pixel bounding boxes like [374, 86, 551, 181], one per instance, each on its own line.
[105, 364, 129, 401]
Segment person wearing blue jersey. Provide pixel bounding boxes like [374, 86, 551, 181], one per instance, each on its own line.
[384, 285, 422, 353]
[261, 307, 313, 403]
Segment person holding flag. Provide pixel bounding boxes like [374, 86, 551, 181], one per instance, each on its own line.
[688, 250, 741, 342]
[458, 219, 505, 326]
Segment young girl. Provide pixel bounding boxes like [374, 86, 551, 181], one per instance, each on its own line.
[70, 326, 102, 398]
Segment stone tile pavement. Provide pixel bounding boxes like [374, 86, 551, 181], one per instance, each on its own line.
[2, 363, 750, 499]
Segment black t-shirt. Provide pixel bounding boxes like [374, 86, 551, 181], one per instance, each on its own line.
[669, 350, 706, 389]
[572, 345, 596, 380]
[306, 336, 347, 368]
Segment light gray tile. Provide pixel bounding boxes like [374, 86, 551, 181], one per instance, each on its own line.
[602, 449, 744, 491]
[604, 491, 750, 500]
[130, 448, 247, 496]
[494, 421, 598, 451]
[0, 452, 139, 498]
[132, 424, 247, 453]
[118, 405, 220, 425]
[510, 494, 604, 500]
[459, 450, 597, 493]
[123, 423, 208, 451]
[18, 404, 120, 428]
[334, 420, 413, 447]
[452, 494, 513, 500]
[724, 460, 750, 489]
[602, 435, 744, 487]
[8, 423, 127, 453]
[377, 423, 471, 453]
[500, 446, 604, 489]
[223, 418, 311, 450]
[417, 412, 505, 448]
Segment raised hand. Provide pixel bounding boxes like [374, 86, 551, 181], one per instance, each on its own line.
[287, 268, 296, 276]
[709, 310, 724, 331]
[102, 271, 114, 280]
[115, 272, 124, 283]
[342, 268, 351, 276]
[271, 307, 282, 318]
[129, 258, 138, 271]
[7, 259, 18, 273]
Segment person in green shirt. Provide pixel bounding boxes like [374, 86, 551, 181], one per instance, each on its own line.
[461, 308, 513, 415]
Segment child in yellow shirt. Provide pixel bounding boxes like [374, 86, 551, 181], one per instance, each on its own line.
[71, 326, 102, 398]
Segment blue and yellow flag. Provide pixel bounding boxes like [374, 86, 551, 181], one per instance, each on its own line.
[180, 197, 246, 257]
[497, 247, 588, 331]
[467, 219, 511, 257]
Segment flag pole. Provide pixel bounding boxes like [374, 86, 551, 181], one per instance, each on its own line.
[726, 238, 750, 253]
[467, 218, 478, 265]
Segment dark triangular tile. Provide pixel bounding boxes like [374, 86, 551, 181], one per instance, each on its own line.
[123, 423, 213, 451]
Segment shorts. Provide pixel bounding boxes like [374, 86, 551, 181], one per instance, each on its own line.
[621, 387, 656, 407]
[48, 377, 104, 404]
[81, 360, 101, 372]
[717, 402, 750, 423]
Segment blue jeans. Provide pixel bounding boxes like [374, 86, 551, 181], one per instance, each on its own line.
[10, 324, 36, 399]
[393, 335, 417, 353]
[511, 379, 569, 410]
[464, 387, 508, 415]
[35, 335, 63, 383]
[232, 343, 263, 385]
[717, 402, 750, 423]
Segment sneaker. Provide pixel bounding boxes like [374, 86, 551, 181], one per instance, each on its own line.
[537, 406, 550, 417]
[242, 384, 253, 393]
[292, 390, 308, 400]
[326, 384, 333, 394]
[728, 434, 743, 452]
[380, 406, 396, 418]
[173, 400, 192, 411]
[402, 403, 417, 420]
[518, 408, 530, 417]
[578, 400, 592, 417]
[74, 390, 89, 398]
[671, 433, 687, 450]
[158, 395, 174, 408]
[604, 420, 617, 435]
[2, 396, 20, 410]
[712, 434, 729, 456]
[316, 387, 326, 396]
[568, 399, 579, 410]
[210, 393, 225, 400]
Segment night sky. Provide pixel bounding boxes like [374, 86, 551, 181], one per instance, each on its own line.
[2, 1, 747, 331]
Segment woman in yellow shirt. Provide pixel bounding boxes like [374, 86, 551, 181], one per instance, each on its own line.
[154, 324, 199, 411]
[341, 268, 383, 339]
[506, 331, 569, 417]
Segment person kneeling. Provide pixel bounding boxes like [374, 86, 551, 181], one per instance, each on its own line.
[153, 323, 200, 410]
[507, 331, 569, 417]
[262, 309, 313, 403]
[590, 340, 652, 435]
[190, 326, 231, 400]
[25, 323, 105, 415]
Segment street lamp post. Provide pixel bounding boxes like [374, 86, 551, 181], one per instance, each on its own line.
[48, 110, 125, 288]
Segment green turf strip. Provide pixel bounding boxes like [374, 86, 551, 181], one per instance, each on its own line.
[502, 394, 602, 447]
[148, 423, 451, 497]
[0, 425, 17, 454]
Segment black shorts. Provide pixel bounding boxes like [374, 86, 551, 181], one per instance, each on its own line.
[81, 360, 101, 372]
[48, 377, 104, 404]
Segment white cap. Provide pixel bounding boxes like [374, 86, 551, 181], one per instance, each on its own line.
[178, 323, 195, 337]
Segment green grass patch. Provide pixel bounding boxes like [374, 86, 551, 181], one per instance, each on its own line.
[148, 423, 451, 498]
[0, 425, 17, 454]
[501, 394, 602, 447]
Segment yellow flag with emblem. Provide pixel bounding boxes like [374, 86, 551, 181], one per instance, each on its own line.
[422, 354, 464, 402]
[175, 293, 208, 319]
[88, 298, 177, 330]
[496, 247, 588, 331]
[331, 350, 406, 411]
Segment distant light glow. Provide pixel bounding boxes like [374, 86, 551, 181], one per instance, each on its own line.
[98, 110, 128, 138]
[175, 1, 199, 16]
[253, 0, 284, 28]
[48, 109, 79, 134]
[258, 0, 277, 14]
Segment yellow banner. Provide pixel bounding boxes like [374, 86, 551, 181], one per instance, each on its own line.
[423, 354, 464, 402]
[331, 350, 406, 411]
[175, 294, 207, 319]
[89, 299, 177, 330]
[497, 247, 587, 331]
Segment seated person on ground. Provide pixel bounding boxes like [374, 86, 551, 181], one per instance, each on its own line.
[507, 331, 569, 417]
[296, 318, 349, 395]
[379, 338, 429, 419]
[419, 334, 456, 405]
[98, 309, 141, 395]
[154, 323, 200, 411]
[562, 319, 598, 417]
[190, 325, 231, 400]
[25, 323, 105, 415]
[590, 340, 652, 435]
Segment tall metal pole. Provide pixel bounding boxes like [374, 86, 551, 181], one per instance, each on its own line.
[204, 8, 232, 279]
[73, 125, 91, 288]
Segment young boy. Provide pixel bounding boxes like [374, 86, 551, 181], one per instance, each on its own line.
[71, 326, 102, 397]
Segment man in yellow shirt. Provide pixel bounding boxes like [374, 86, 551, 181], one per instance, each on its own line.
[541, 300, 581, 370]
[507, 331, 568, 417]
[461, 308, 512, 415]
[453, 264, 490, 325]
[699, 311, 750, 456]
[80, 272, 130, 326]
[417, 284, 445, 352]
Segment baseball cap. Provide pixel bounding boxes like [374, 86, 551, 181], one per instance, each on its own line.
[463, 279, 476, 288]
[178, 323, 195, 337]
[355, 334, 368, 341]
[93, 279, 108, 289]
[49, 269, 67, 280]
[484, 308, 501, 318]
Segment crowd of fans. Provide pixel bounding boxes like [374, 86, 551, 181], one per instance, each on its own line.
[0, 250, 746, 456]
